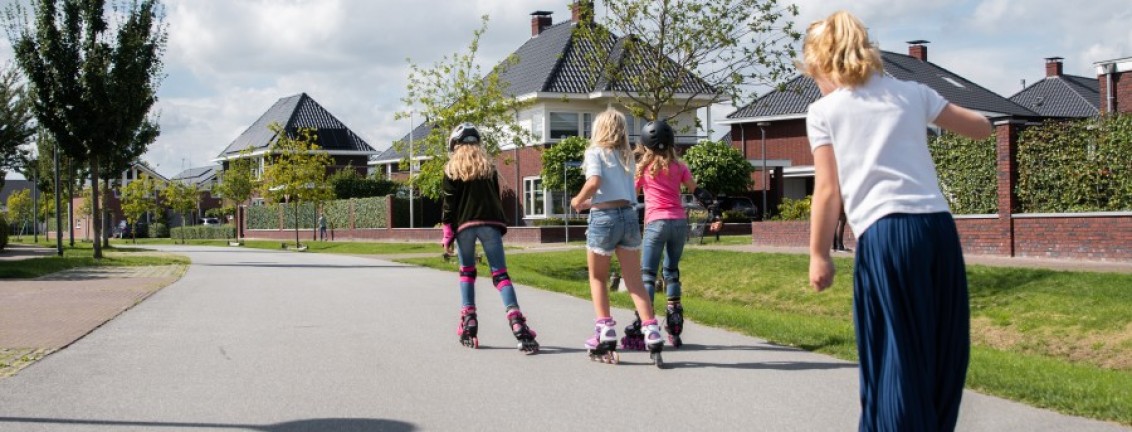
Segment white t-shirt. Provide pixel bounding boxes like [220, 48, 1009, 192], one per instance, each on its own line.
[584, 146, 636, 205]
[806, 74, 951, 236]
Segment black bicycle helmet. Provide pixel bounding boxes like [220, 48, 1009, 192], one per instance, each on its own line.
[448, 123, 481, 151]
[640, 119, 675, 151]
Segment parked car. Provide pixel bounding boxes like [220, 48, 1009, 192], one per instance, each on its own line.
[200, 217, 220, 226]
[716, 196, 760, 221]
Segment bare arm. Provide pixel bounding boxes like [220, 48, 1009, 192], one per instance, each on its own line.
[934, 103, 992, 140]
[809, 145, 842, 292]
[572, 176, 601, 211]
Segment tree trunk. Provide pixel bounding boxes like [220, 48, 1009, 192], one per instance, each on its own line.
[294, 202, 300, 249]
[90, 159, 103, 259]
[102, 178, 111, 249]
[68, 178, 75, 247]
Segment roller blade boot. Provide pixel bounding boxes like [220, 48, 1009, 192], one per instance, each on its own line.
[665, 301, 684, 348]
[621, 312, 646, 351]
[508, 309, 539, 354]
[585, 319, 619, 364]
[458, 306, 479, 349]
[643, 320, 665, 368]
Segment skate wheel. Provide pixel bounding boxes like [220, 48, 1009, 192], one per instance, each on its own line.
[610, 352, 619, 364]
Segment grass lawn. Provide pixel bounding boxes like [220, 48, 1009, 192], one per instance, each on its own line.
[112, 237, 440, 255]
[1, 240, 189, 279]
[399, 249, 1132, 425]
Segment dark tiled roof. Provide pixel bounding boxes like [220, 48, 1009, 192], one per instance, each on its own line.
[374, 122, 436, 163]
[728, 51, 1038, 120]
[171, 166, 219, 185]
[1009, 74, 1100, 118]
[217, 93, 377, 158]
[496, 21, 715, 96]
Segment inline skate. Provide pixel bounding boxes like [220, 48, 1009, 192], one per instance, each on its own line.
[585, 318, 619, 364]
[458, 306, 478, 349]
[508, 309, 540, 354]
[665, 300, 684, 348]
[642, 319, 665, 368]
[621, 312, 646, 351]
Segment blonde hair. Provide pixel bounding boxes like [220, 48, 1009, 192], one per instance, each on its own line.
[590, 109, 634, 173]
[799, 10, 883, 88]
[635, 144, 678, 179]
[444, 143, 495, 181]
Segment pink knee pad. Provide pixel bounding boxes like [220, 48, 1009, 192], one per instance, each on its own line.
[492, 268, 512, 291]
[459, 266, 476, 284]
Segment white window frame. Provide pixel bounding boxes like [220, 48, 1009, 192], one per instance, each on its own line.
[523, 177, 546, 218]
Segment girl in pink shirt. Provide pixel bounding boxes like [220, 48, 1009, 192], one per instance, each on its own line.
[626, 119, 704, 349]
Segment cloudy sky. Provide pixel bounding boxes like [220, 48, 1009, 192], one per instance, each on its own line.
[4, 0, 1131, 179]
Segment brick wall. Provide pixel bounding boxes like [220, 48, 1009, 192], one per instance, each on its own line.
[1098, 70, 1132, 113]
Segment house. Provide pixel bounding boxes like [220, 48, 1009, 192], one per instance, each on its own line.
[1095, 56, 1132, 114]
[71, 161, 167, 239]
[170, 165, 223, 223]
[720, 41, 1039, 215]
[214, 92, 380, 206]
[1010, 57, 1100, 118]
[371, 2, 718, 225]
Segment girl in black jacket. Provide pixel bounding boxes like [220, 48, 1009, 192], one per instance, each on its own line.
[441, 123, 538, 354]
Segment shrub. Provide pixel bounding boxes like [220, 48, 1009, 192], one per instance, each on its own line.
[532, 217, 588, 226]
[170, 225, 235, 240]
[721, 210, 749, 223]
[0, 213, 8, 251]
[148, 222, 169, 238]
[775, 196, 812, 221]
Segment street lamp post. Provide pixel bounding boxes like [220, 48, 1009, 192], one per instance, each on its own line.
[408, 110, 415, 229]
[54, 142, 62, 255]
[756, 122, 771, 221]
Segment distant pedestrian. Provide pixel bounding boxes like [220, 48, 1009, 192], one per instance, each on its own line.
[441, 123, 539, 354]
[801, 11, 992, 431]
[317, 214, 328, 241]
[832, 206, 848, 252]
[571, 109, 664, 366]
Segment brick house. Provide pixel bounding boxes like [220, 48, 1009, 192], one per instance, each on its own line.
[720, 41, 1039, 216]
[72, 162, 167, 240]
[371, 2, 717, 226]
[214, 92, 380, 207]
[169, 165, 223, 224]
[1095, 56, 1132, 114]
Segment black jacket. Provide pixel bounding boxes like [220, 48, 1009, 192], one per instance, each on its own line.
[441, 171, 509, 234]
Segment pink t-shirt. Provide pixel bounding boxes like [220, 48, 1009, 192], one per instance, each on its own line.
[635, 161, 692, 224]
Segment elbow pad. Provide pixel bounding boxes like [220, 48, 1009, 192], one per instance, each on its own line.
[441, 224, 455, 248]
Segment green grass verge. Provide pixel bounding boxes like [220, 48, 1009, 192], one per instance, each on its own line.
[113, 238, 440, 255]
[399, 249, 1132, 425]
[1, 241, 189, 279]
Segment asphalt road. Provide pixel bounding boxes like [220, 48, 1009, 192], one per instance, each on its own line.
[0, 245, 1126, 431]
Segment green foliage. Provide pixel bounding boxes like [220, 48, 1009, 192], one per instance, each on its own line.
[0, 65, 35, 185]
[282, 202, 318, 230]
[120, 177, 158, 230]
[1017, 115, 1132, 212]
[329, 167, 400, 199]
[205, 206, 235, 219]
[0, 213, 8, 250]
[398, 15, 533, 199]
[532, 217, 588, 226]
[323, 199, 350, 230]
[169, 225, 235, 240]
[720, 210, 749, 223]
[540, 136, 587, 192]
[6, 189, 31, 227]
[161, 180, 200, 244]
[259, 123, 335, 247]
[214, 147, 257, 205]
[775, 195, 811, 220]
[147, 222, 168, 238]
[683, 140, 753, 196]
[929, 132, 998, 214]
[572, 0, 800, 121]
[247, 204, 280, 230]
[354, 196, 388, 229]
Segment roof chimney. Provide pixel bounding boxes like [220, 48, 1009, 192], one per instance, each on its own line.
[1045, 56, 1064, 77]
[531, 11, 553, 37]
[907, 40, 929, 62]
[571, 1, 594, 23]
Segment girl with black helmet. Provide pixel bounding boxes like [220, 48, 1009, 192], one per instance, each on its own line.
[629, 118, 703, 349]
[570, 109, 665, 366]
[441, 123, 539, 353]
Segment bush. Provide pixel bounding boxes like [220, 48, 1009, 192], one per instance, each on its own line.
[775, 196, 812, 221]
[0, 213, 8, 251]
[170, 225, 235, 240]
[148, 222, 169, 238]
[721, 210, 749, 223]
[532, 217, 588, 226]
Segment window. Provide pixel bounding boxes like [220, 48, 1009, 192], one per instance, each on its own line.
[524, 177, 545, 217]
[549, 112, 580, 139]
[531, 112, 544, 141]
[583, 113, 593, 138]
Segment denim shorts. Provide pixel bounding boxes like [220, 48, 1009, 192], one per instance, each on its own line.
[586, 206, 641, 255]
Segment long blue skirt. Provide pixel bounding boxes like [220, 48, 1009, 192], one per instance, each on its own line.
[853, 212, 970, 432]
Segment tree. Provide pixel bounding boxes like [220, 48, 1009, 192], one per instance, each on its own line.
[6, 188, 30, 239]
[120, 176, 157, 243]
[683, 139, 753, 196]
[0, 64, 35, 190]
[397, 15, 532, 199]
[259, 123, 334, 249]
[574, 0, 800, 122]
[162, 180, 198, 245]
[540, 136, 587, 192]
[213, 147, 257, 244]
[8, 0, 169, 258]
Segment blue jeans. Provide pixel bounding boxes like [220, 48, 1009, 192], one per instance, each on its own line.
[640, 218, 687, 302]
[456, 225, 518, 309]
[586, 206, 642, 255]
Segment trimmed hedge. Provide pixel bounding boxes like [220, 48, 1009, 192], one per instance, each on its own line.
[282, 202, 317, 229]
[325, 199, 351, 230]
[171, 225, 235, 240]
[532, 217, 588, 226]
[247, 204, 280, 230]
[354, 196, 388, 229]
[929, 132, 998, 214]
[775, 196, 812, 221]
[149, 222, 169, 238]
[1016, 115, 1132, 212]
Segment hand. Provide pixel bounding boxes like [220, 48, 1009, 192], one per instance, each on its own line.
[809, 254, 835, 292]
[445, 243, 454, 256]
[571, 197, 591, 212]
